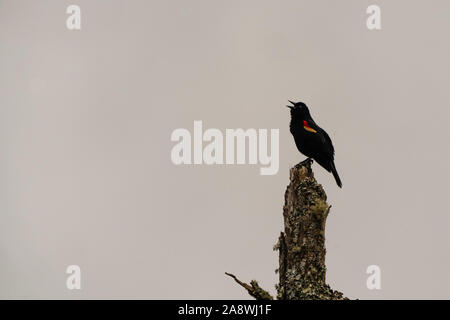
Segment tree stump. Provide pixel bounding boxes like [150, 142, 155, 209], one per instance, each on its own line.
[226, 160, 347, 300]
[275, 160, 346, 300]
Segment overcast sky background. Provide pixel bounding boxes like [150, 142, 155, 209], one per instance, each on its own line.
[1, 0, 450, 299]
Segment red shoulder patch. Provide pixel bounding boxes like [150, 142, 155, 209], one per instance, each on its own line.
[303, 120, 317, 133]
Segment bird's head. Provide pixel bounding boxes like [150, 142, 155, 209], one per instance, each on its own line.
[286, 100, 310, 118]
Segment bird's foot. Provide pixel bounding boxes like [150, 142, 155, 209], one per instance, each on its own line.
[295, 158, 313, 169]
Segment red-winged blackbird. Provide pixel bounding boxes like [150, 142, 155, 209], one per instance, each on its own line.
[287, 101, 342, 188]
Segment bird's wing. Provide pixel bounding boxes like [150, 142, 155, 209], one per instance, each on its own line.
[305, 120, 335, 159]
[319, 128, 335, 158]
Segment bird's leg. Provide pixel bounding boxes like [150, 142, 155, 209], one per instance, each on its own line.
[296, 157, 313, 168]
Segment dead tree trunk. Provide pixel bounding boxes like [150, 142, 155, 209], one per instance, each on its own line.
[226, 160, 347, 300]
[275, 160, 346, 300]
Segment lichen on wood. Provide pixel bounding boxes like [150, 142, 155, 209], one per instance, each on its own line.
[225, 272, 274, 300]
[226, 160, 347, 300]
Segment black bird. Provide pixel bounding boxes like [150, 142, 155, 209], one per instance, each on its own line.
[287, 101, 342, 188]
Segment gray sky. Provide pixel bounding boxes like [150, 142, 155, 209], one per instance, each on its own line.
[1, 0, 450, 299]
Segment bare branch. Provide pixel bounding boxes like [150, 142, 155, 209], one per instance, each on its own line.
[225, 272, 273, 300]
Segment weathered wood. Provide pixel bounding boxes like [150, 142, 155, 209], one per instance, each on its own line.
[225, 273, 273, 300]
[275, 160, 346, 300]
[226, 160, 347, 300]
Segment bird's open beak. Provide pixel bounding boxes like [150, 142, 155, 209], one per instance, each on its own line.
[286, 100, 295, 109]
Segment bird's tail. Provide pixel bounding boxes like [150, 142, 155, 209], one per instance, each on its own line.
[330, 161, 342, 188]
